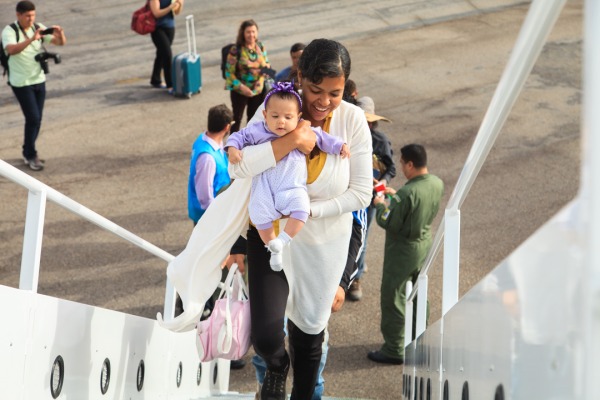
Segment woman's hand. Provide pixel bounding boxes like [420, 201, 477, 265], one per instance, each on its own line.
[331, 286, 345, 312]
[150, 0, 178, 18]
[240, 84, 254, 97]
[289, 120, 316, 155]
[171, 0, 182, 14]
[225, 253, 245, 273]
[270, 120, 316, 162]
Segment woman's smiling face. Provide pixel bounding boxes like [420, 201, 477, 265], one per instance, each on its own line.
[299, 74, 345, 124]
[243, 25, 258, 47]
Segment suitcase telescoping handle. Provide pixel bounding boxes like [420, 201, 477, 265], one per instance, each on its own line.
[185, 14, 197, 57]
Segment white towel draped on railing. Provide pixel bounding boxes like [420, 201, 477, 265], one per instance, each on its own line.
[157, 178, 252, 332]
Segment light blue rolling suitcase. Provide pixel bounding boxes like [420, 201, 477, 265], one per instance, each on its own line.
[172, 15, 201, 98]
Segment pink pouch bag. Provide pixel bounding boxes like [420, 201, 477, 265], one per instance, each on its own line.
[196, 263, 251, 362]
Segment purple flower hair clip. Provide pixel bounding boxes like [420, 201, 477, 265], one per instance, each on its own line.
[264, 81, 302, 109]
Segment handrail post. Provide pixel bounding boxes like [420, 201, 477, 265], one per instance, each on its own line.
[442, 209, 460, 315]
[19, 189, 47, 292]
[404, 281, 413, 346]
[415, 274, 428, 337]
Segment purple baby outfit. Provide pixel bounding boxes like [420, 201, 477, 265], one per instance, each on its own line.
[226, 121, 345, 229]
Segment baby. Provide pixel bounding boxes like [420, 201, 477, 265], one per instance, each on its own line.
[226, 81, 350, 271]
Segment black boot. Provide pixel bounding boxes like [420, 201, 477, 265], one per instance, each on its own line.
[260, 356, 289, 400]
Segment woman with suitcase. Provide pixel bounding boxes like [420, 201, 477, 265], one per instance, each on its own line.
[149, 0, 183, 91]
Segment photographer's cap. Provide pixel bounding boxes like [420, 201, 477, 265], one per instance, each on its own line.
[358, 96, 392, 123]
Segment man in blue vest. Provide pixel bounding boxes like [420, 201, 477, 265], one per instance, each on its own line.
[188, 104, 234, 224]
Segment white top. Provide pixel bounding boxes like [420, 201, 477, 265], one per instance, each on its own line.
[2, 22, 52, 87]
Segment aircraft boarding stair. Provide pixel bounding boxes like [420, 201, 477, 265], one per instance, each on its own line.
[1, 0, 598, 399]
[401, 0, 599, 399]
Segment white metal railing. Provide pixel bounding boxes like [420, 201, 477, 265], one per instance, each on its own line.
[0, 159, 177, 318]
[405, 0, 568, 343]
[582, 1, 600, 399]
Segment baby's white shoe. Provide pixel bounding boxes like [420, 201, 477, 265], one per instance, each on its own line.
[267, 238, 284, 271]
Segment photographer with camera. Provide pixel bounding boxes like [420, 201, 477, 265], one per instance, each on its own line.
[2, 1, 66, 171]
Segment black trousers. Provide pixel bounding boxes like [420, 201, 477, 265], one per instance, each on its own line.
[342, 219, 364, 288]
[12, 82, 46, 160]
[246, 226, 324, 400]
[150, 26, 174, 88]
[230, 89, 264, 133]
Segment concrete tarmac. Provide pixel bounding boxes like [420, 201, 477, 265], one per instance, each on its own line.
[0, 1, 582, 399]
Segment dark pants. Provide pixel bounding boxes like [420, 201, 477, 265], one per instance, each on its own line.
[12, 82, 46, 160]
[230, 90, 264, 133]
[246, 226, 323, 400]
[150, 26, 175, 88]
[343, 219, 365, 284]
[355, 205, 376, 279]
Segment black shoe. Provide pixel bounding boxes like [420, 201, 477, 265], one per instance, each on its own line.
[347, 279, 363, 301]
[367, 350, 403, 365]
[230, 359, 246, 370]
[260, 363, 289, 400]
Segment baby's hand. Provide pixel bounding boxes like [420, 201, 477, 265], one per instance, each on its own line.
[228, 147, 242, 164]
[340, 144, 351, 158]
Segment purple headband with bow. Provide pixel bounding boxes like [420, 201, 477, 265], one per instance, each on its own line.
[264, 81, 302, 109]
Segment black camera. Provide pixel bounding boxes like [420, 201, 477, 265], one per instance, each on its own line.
[34, 51, 61, 74]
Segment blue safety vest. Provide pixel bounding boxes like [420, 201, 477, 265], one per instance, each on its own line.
[188, 134, 230, 223]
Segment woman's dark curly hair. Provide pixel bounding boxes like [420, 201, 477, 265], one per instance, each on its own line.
[298, 39, 351, 85]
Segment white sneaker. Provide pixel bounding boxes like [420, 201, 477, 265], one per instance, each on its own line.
[267, 238, 284, 271]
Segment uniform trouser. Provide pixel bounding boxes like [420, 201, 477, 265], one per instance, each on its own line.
[246, 226, 324, 400]
[380, 265, 427, 359]
[150, 26, 174, 88]
[12, 82, 45, 160]
[230, 90, 264, 134]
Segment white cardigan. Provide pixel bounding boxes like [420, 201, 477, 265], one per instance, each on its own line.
[158, 101, 372, 334]
[231, 100, 372, 334]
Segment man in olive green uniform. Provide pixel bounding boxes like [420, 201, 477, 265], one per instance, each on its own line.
[367, 144, 444, 365]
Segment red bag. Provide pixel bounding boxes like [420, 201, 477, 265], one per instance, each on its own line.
[131, 1, 156, 35]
